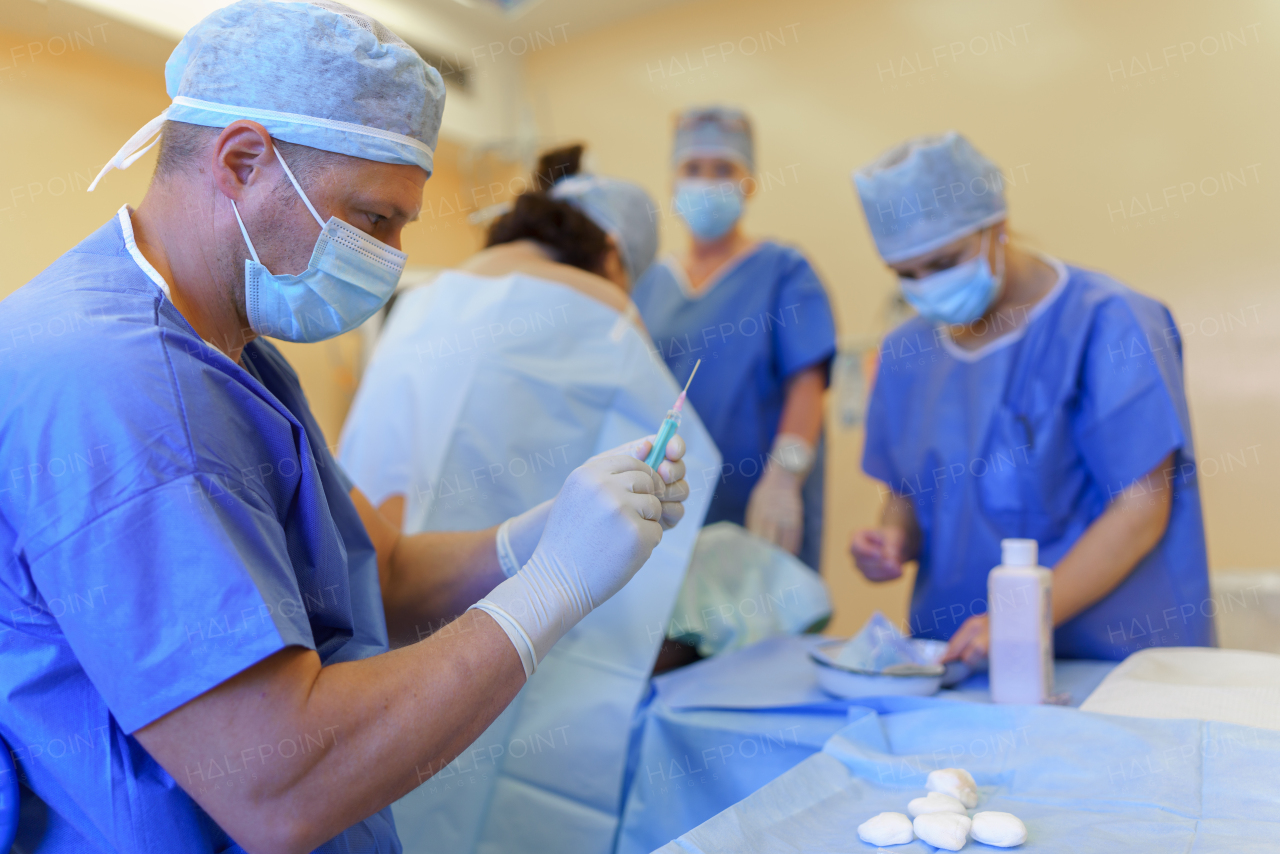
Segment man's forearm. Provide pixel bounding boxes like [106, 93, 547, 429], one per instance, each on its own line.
[382, 527, 507, 645]
[137, 610, 524, 854]
[382, 499, 555, 645]
[349, 487, 509, 646]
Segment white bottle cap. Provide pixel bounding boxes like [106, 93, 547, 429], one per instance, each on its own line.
[1001, 538, 1038, 567]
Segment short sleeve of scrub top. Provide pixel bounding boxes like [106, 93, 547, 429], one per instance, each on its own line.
[28, 470, 313, 733]
[773, 250, 839, 383]
[13, 315, 327, 738]
[862, 340, 912, 491]
[1073, 295, 1187, 493]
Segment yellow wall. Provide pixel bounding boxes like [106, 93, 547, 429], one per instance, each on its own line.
[522, 0, 1280, 634]
[0, 24, 168, 287]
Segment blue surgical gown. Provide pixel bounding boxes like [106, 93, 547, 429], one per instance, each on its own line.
[632, 242, 837, 569]
[862, 258, 1213, 660]
[0, 212, 400, 852]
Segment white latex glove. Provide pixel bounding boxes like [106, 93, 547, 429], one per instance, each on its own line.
[472, 454, 665, 676]
[492, 434, 691, 577]
[495, 500, 552, 578]
[603, 433, 689, 530]
[745, 433, 812, 555]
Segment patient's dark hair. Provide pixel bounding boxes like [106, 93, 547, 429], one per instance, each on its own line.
[485, 144, 608, 274]
[533, 144, 584, 191]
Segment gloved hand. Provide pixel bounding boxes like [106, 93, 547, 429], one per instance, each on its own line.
[605, 433, 689, 530]
[745, 433, 812, 555]
[492, 434, 691, 578]
[473, 453, 665, 676]
[494, 500, 552, 578]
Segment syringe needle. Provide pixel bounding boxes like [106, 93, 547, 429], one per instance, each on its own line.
[681, 359, 702, 397]
[674, 359, 702, 412]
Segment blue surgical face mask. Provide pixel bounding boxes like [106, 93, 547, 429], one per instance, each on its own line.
[674, 179, 743, 242]
[232, 148, 407, 343]
[898, 229, 1004, 326]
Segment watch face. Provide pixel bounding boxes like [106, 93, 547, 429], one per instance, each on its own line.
[773, 436, 814, 476]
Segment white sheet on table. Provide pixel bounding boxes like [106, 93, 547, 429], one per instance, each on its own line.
[1080, 646, 1280, 730]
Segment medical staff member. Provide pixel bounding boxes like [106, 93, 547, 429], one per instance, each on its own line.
[0, 3, 690, 852]
[848, 132, 1212, 663]
[633, 107, 837, 569]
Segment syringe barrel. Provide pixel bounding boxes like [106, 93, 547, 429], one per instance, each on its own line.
[644, 410, 681, 469]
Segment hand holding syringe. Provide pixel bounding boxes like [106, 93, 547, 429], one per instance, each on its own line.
[644, 360, 701, 471]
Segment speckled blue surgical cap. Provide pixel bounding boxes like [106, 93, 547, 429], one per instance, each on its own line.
[672, 106, 754, 173]
[90, 0, 445, 190]
[852, 132, 1006, 263]
[551, 175, 660, 285]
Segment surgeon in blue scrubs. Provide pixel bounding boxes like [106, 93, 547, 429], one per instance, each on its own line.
[848, 132, 1213, 663]
[633, 107, 837, 570]
[0, 3, 691, 852]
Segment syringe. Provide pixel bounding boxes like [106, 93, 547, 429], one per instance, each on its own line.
[644, 359, 701, 470]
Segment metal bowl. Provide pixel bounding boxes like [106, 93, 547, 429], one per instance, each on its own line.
[809, 638, 969, 698]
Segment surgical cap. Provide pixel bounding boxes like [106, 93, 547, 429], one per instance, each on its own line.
[852, 132, 1007, 264]
[550, 175, 659, 285]
[672, 107, 754, 173]
[89, 0, 445, 191]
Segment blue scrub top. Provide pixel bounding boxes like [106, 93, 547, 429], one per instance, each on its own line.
[862, 258, 1213, 660]
[0, 212, 399, 852]
[633, 242, 836, 568]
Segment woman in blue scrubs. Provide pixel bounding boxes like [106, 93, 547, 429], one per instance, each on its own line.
[633, 107, 837, 570]
[848, 132, 1213, 663]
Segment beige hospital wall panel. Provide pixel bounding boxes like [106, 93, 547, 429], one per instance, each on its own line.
[523, 0, 1280, 634]
[0, 21, 170, 290]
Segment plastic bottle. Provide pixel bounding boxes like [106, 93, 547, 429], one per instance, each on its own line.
[988, 539, 1053, 704]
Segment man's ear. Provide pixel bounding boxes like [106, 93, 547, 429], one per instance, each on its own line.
[211, 120, 275, 202]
